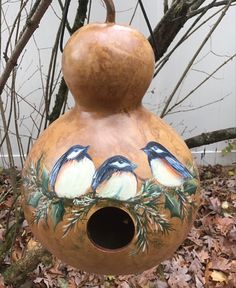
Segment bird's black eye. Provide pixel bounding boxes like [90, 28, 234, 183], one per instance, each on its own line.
[118, 160, 124, 164]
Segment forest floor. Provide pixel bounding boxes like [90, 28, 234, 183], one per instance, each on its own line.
[0, 164, 235, 288]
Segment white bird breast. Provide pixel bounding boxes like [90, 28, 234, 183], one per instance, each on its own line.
[55, 157, 95, 198]
[97, 172, 137, 201]
[150, 158, 183, 187]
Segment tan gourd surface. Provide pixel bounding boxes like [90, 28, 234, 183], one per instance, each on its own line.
[22, 0, 200, 275]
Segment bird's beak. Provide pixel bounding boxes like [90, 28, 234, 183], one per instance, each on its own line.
[84, 145, 90, 152]
[132, 163, 137, 170]
[141, 147, 147, 153]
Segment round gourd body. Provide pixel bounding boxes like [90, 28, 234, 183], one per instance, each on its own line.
[22, 21, 200, 275]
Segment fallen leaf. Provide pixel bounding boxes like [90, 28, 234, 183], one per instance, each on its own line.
[228, 272, 236, 287]
[0, 275, 5, 288]
[152, 279, 168, 288]
[228, 226, 236, 241]
[221, 201, 229, 210]
[119, 282, 130, 288]
[226, 179, 235, 187]
[195, 275, 205, 288]
[210, 270, 228, 283]
[214, 215, 234, 235]
[211, 255, 231, 272]
[209, 197, 221, 213]
[197, 249, 210, 263]
[167, 266, 191, 288]
[0, 229, 4, 241]
[57, 278, 68, 288]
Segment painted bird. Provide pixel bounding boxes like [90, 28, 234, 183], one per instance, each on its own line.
[49, 144, 95, 198]
[92, 155, 138, 201]
[142, 141, 193, 187]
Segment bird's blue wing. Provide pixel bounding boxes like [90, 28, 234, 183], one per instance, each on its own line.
[165, 155, 193, 179]
[92, 165, 113, 192]
[49, 154, 68, 188]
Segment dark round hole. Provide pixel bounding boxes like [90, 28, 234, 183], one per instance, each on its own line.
[87, 207, 135, 250]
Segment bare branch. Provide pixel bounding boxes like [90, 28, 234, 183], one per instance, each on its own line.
[148, 1, 192, 61]
[188, 0, 236, 18]
[48, 0, 89, 124]
[185, 127, 236, 148]
[154, 2, 220, 76]
[0, 0, 52, 97]
[164, 0, 169, 13]
[2, 241, 52, 286]
[165, 52, 236, 114]
[160, 0, 233, 118]
[168, 93, 230, 115]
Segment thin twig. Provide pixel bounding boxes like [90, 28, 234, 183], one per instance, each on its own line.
[188, 0, 236, 18]
[160, 0, 233, 118]
[168, 93, 231, 115]
[166, 52, 236, 114]
[129, 1, 139, 25]
[0, 0, 53, 96]
[3, 0, 29, 62]
[154, 2, 219, 76]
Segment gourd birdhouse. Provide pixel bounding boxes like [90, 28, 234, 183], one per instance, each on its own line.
[22, 0, 200, 275]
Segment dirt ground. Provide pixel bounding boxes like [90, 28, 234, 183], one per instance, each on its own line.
[0, 165, 235, 288]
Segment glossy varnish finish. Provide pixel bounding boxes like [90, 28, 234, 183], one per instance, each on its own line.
[22, 0, 200, 275]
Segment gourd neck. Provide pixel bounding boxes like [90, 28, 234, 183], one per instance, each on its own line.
[104, 0, 116, 23]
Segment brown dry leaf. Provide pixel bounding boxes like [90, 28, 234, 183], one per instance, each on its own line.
[202, 235, 219, 251]
[204, 261, 212, 287]
[11, 244, 23, 262]
[0, 275, 5, 288]
[187, 228, 203, 246]
[228, 273, 236, 287]
[197, 249, 210, 263]
[226, 179, 236, 188]
[151, 279, 168, 288]
[188, 257, 202, 275]
[167, 266, 191, 288]
[26, 238, 40, 250]
[210, 270, 228, 283]
[228, 226, 236, 241]
[34, 278, 48, 287]
[214, 215, 234, 235]
[231, 260, 236, 273]
[0, 229, 5, 241]
[209, 197, 221, 213]
[118, 282, 130, 288]
[211, 255, 231, 272]
[4, 196, 14, 208]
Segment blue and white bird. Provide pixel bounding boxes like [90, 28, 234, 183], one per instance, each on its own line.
[92, 155, 138, 201]
[49, 144, 95, 198]
[142, 141, 193, 187]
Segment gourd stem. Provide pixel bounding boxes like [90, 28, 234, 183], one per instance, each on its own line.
[103, 0, 115, 23]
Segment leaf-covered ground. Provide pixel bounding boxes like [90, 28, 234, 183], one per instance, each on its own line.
[0, 165, 235, 288]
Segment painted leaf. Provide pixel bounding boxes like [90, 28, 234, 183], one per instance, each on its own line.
[27, 191, 43, 208]
[183, 179, 198, 195]
[41, 170, 48, 191]
[50, 200, 65, 228]
[41, 169, 53, 199]
[34, 204, 49, 224]
[164, 193, 181, 218]
[35, 158, 41, 176]
[142, 180, 162, 196]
